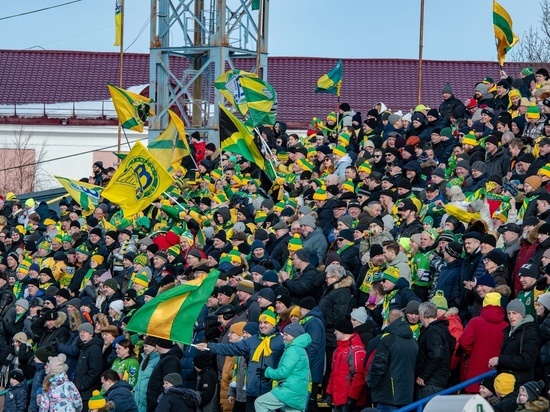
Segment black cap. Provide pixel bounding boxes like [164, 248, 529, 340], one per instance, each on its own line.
[425, 182, 439, 192]
[497, 223, 522, 234]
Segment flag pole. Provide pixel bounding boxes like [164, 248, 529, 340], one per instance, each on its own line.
[117, 0, 125, 154]
[254, 127, 278, 178]
[255, 0, 264, 76]
[417, 0, 425, 105]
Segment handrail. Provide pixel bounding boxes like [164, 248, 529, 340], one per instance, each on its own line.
[0, 379, 33, 397]
[395, 369, 497, 412]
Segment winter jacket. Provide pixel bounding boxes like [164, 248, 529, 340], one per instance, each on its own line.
[327, 333, 367, 407]
[338, 243, 361, 279]
[385, 277, 421, 313]
[207, 330, 285, 397]
[196, 366, 220, 412]
[433, 258, 463, 305]
[147, 345, 183, 412]
[31, 313, 70, 349]
[135, 351, 160, 412]
[181, 308, 207, 389]
[105, 380, 138, 412]
[265, 332, 312, 410]
[459, 305, 507, 393]
[73, 335, 104, 402]
[302, 227, 328, 267]
[39, 372, 83, 412]
[29, 361, 46, 412]
[485, 147, 511, 176]
[498, 315, 540, 386]
[282, 264, 324, 304]
[512, 238, 538, 296]
[318, 275, 354, 348]
[367, 318, 418, 407]
[439, 95, 465, 120]
[416, 319, 455, 388]
[300, 306, 326, 383]
[433, 137, 457, 165]
[334, 154, 353, 181]
[56, 329, 80, 379]
[5, 380, 28, 412]
[155, 386, 201, 412]
[388, 252, 412, 283]
[397, 218, 423, 240]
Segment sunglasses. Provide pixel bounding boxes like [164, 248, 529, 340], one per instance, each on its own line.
[324, 158, 331, 162]
[123, 298, 133, 301]
[336, 238, 344, 242]
[385, 154, 394, 157]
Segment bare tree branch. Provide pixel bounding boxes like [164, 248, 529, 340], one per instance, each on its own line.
[509, 0, 550, 63]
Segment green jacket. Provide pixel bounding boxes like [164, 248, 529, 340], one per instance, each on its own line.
[265, 332, 311, 410]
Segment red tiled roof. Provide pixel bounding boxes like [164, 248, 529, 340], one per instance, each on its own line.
[0, 49, 531, 127]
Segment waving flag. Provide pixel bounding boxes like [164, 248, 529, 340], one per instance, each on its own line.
[107, 83, 154, 132]
[149, 110, 191, 172]
[55, 176, 102, 215]
[493, 1, 519, 66]
[126, 272, 218, 344]
[315, 59, 343, 96]
[114, 0, 123, 46]
[215, 70, 277, 127]
[101, 141, 174, 217]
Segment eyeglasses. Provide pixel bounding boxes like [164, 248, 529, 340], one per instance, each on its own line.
[374, 155, 382, 158]
[336, 238, 344, 242]
[385, 154, 394, 157]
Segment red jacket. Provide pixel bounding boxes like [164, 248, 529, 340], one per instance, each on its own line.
[512, 240, 538, 296]
[327, 333, 367, 406]
[459, 305, 508, 393]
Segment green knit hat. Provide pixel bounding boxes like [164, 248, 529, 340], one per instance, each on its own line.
[273, 201, 285, 212]
[288, 233, 303, 252]
[522, 67, 534, 76]
[135, 216, 151, 229]
[297, 158, 314, 172]
[342, 179, 355, 193]
[170, 225, 184, 237]
[62, 235, 73, 244]
[258, 306, 277, 327]
[52, 234, 63, 245]
[332, 144, 347, 157]
[117, 218, 132, 230]
[38, 241, 51, 253]
[133, 271, 150, 288]
[88, 390, 106, 410]
[75, 244, 90, 256]
[167, 245, 181, 258]
[357, 162, 372, 174]
[213, 193, 228, 204]
[227, 248, 242, 264]
[313, 188, 327, 201]
[134, 253, 148, 267]
[382, 266, 400, 284]
[431, 290, 448, 310]
[286, 199, 298, 210]
[526, 103, 541, 119]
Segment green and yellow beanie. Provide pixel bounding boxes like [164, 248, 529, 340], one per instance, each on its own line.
[258, 306, 277, 327]
[431, 290, 448, 310]
[382, 266, 400, 284]
[288, 233, 303, 252]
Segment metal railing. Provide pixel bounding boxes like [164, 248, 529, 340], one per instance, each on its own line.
[395, 369, 497, 412]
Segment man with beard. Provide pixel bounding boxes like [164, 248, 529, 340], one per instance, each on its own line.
[397, 199, 423, 239]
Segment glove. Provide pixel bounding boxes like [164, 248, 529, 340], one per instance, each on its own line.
[256, 367, 266, 379]
[326, 395, 333, 408]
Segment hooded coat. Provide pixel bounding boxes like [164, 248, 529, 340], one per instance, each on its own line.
[147, 345, 183, 412]
[105, 379, 138, 412]
[459, 305, 508, 393]
[264, 332, 312, 410]
[39, 372, 83, 412]
[135, 351, 160, 412]
[318, 275, 354, 348]
[367, 318, 418, 407]
[416, 319, 455, 388]
[156, 386, 202, 412]
[300, 306, 326, 383]
[73, 334, 103, 402]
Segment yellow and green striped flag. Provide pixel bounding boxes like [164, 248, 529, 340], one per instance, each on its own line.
[315, 59, 343, 96]
[55, 176, 102, 215]
[149, 109, 191, 172]
[126, 271, 218, 343]
[493, 1, 519, 66]
[107, 83, 154, 133]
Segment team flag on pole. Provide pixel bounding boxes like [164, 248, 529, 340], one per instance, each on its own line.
[114, 0, 122, 46]
[55, 176, 102, 215]
[315, 59, 343, 96]
[126, 272, 218, 344]
[107, 83, 154, 133]
[101, 141, 174, 218]
[493, 1, 519, 66]
[148, 110, 191, 172]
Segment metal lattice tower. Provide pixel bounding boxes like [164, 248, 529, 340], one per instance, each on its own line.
[148, 0, 269, 145]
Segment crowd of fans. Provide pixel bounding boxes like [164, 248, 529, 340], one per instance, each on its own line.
[2, 66, 550, 411]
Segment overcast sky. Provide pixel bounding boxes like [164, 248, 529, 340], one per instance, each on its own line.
[0, 0, 540, 62]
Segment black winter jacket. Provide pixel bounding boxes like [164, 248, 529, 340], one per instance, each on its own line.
[73, 335, 103, 400]
[147, 345, 183, 412]
[283, 264, 323, 304]
[156, 386, 201, 412]
[416, 319, 455, 388]
[318, 275, 353, 348]
[105, 380, 138, 412]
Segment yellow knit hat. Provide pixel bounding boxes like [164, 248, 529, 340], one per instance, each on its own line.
[258, 306, 277, 326]
[290, 306, 302, 319]
[88, 390, 106, 410]
[483, 292, 502, 307]
[494, 373, 515, 396]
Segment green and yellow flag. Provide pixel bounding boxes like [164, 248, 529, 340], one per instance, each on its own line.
[114, 0, 122, 46]
[107, 83, 154, 133]
[149, 109, 191, 172]
[126, 272, 218, 343]
[101, 141, 174, 218]
[493, 1, 519, 66]
[214, 70, 277, 128]
[55, 176, 103, 215]
[316, 59, 343, 96]
[219, 105, 265, 170]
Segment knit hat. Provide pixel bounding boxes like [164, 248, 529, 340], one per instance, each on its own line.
[287, 234, 303, 252]
[477, 273, 496, 288]
[483, 292, 502, 307]
[332, 144, 347, 157]
[430, 290, 448, 310]
[9, 369, 24, 383]
[103, 278, 119, 291]
[283, 323, 305, 338]
[236, 280, 254, 295]
[109, 300, 124, 314]
[405, 300, 420, 314]
[522, 67, 534, 76]
[78, 322, 94, 335]
[164, 372, 183, 386]
[494, 373, 516, 396]
[471, 161, 487, 173]
[537, 293, 550, 311]
[34, 345, 55, 363]
[66, 298, 80, 310]
[442, 83, 453, 94]
[334, 318, 354, 334]
[522, 380, 545, 402]
[275, 293, 291, 309]
[48, 353, 68, 374]
[525, 175, 542, 191]
[444, 241, 462, 258]
[258, 288, 275, 304]
[258, 306, 277, 327]
[507, 299, 526, 317]
[13, 332, 27, 343]
[91, 255, 104, 266]
[133, 271, 150, 288]
[295, 248, 310, 263]
[462, 133, 478, 146]
[299, 296, 316, 311]
[519, 262, 539, 278]
[526, 103, 541, 119]
[154, 250, 168, 262]
[75, 244, 90, 256]
[382, 266, 400, 284]
[88, 390, 106, 410]
[229, 321, 246, 337]
[193, 352, 213, 370]
[243, 322, 259, 336]
[350, 307, 368, 324]
[15, 299, 29, 311]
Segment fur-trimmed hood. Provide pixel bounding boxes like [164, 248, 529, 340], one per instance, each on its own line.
[333, 275, 354, 290]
